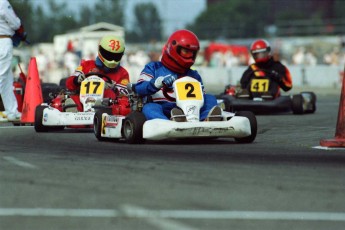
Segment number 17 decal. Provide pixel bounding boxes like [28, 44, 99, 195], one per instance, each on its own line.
[80, 81, 105, 95]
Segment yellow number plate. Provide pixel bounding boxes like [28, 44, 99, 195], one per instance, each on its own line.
[176, 81, 202, 101]
[80, 81, 105, 96]
[250, 79, 270, 92]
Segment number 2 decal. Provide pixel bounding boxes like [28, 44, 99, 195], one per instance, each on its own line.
[185, 83, 196, 98]
[176, 81, 202, 101]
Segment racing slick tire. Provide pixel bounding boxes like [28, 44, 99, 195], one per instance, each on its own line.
[34, 105, 65, 132]
[292, 94, 304, 114]
[93, 108, 112, 141]
[34, 105, 48, 132]
[301, 91, 317, 113]
[234, 111, 257, 143]
[123, 111, 146, 144]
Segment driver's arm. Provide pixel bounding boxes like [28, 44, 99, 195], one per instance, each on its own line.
[278, 67, 292, 91]
[271, 65, 293, 92]
[66, 70, 84, 91]
[134, 64, 161, 96]
[240, 68, 253, 89]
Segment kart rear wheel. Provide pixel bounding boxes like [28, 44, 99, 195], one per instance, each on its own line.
[123, 111, 146, 144]
[34, 105, 49, 132]
[94, 109, 111, 141]
[234, 111, 257, 143]
[292, 94, 304, 114]
[301, 91, 317, 113]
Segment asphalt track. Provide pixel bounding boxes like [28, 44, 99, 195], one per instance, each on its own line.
[1, 93, 345, 230]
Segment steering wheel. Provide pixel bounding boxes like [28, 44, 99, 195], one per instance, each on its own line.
[162, 85, 176, 102]
[85, 72, 112, 84]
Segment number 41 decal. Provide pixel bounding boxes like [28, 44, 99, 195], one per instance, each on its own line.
[250, 79, 269, 92]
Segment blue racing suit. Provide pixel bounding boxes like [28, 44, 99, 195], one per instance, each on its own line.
[134, 61, 217, 120]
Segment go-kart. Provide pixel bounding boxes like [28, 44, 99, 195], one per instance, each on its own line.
[34, 72, 130, 132]
[218, 73, 316, 115]
[94, 76, 257, 144]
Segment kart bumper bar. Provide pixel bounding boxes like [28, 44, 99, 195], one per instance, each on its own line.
[143, 116, 251, 140]
[42, 107, 95, 126]
[221, 95, 291, 113]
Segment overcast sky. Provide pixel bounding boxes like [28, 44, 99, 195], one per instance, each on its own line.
[30, 0, 206, 38]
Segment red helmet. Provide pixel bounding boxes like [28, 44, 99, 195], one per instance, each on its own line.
[161, 29, 200, 73]
[250, 39, 271, 63]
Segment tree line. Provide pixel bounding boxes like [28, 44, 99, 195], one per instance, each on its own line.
[11, 0, 162, 44]
[10, 0, 345, 45]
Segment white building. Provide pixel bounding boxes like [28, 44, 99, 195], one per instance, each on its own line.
[53, 22, 125, 59]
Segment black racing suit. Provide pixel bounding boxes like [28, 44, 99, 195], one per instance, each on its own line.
[240, 58, 293, 97]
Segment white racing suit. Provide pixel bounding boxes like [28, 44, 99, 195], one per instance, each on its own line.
[0, 0, 22, 119]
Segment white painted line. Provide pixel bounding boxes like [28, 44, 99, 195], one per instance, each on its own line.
[0, 126, 33, 129]
[151, 210, 345, 221]
[0, 208, 118, 217]
[122, 205, 198, 230]
[313, 146, 345, 150]
[3, 156, 37, 169]
[0, 208, 345, 222]
[144, 217, 198, 230]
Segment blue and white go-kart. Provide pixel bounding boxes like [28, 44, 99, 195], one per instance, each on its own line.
[94, 76, 257, 144]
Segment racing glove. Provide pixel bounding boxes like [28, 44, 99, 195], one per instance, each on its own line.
[153, 76, 165, 89]
[12, 25, 28, 47]
[76, 71, 86, 83]
[269, 70, 283, 83]
[162, 75, 177, 88]
[105, 80, 117, 90]
[152, 74, 176, 89]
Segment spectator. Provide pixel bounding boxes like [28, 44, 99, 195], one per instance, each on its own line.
[35, 49, 50, 82]
[0, 0, 27, 122]
[292, 47, 305, 65]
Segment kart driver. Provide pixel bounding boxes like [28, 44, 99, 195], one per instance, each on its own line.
[65, 35, 129, 112]
[239, 39, 292, 98]
[133, 29, 222, 122]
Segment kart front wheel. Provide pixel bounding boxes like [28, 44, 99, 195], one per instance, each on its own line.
[34, 105, 49, 132]
[301, 91, 317, 113]
[234, 111, 257, 143]
[94, 109, 110, 141]
[123, 111, 146, 144]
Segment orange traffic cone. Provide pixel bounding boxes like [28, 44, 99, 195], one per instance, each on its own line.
[320, 65, 345, 147]
[20, 57, 43, 124]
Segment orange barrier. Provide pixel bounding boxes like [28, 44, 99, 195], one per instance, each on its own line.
[20, 57, 43, 124]
[320, 65, 345, 147]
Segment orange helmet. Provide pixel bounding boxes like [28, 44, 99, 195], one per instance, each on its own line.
[161, 29, 200, 73]
[250, 39, 271, 63]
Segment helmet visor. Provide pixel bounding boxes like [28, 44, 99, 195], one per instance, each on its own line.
[177, 46, 197, 59]
[252, 51, 269, 60]
[99, 45, 124, 62]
